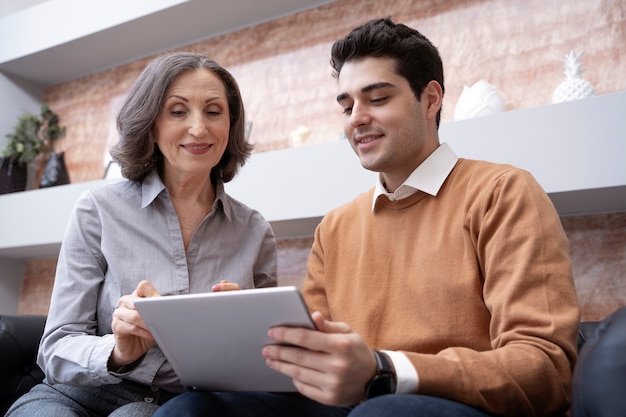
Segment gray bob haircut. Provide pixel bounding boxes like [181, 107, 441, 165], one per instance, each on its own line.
[110, 51, 251, 182]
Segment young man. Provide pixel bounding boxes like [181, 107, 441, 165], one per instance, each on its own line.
[153, 17, 580, 417]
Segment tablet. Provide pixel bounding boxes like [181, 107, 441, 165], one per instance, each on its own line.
[134, 286, 315, 392]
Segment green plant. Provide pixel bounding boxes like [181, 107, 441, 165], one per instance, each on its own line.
[2, 103, 66, 165]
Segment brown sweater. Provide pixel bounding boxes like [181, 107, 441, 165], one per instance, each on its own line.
[302, 158, 580, 416]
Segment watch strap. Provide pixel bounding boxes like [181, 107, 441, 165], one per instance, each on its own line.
[373, 350, 393, 374]
[365, 350, 397, 398]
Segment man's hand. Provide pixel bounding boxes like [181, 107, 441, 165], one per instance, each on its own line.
[109, 280, 161, 370]
[262, 311, 377, 406]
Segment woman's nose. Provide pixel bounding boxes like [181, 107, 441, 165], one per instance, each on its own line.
[188, 112, 208, 137]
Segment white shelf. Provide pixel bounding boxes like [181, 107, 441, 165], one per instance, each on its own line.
[440, 91, 626, 217]
[0, 0, 335, 85]
[0, 179, 116, 258]
[1, 92, 625, 261]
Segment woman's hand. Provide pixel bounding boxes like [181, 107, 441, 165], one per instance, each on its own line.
[211, 279, 241, 292]
[109, 280, 161, 371]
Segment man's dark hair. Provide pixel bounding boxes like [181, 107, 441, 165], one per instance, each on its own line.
[331, 17, 445, 127]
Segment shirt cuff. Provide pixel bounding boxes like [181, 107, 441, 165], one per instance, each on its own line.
[89, 333, 126, 384]
[382, 350, 419, 394]
[108, 353, 146, 375]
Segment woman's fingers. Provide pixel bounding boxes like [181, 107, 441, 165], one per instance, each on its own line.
[212, 280, 241, 292]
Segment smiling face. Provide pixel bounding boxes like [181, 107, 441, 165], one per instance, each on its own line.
[154, 68, 230, 182]
[337, 56, 441, 192]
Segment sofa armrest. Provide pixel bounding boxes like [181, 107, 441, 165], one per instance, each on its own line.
[572, 307, 626, 417]
[0, 314, 46, 416]
[576, 321, 600, 351]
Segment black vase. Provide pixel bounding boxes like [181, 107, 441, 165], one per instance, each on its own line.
[39, 151, 70, 188]
[0, 157, 28, 194]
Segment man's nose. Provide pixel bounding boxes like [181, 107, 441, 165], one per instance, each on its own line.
[350, 102, 371, 127]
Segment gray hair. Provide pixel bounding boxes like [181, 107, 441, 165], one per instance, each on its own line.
[111, 51, 251, 182]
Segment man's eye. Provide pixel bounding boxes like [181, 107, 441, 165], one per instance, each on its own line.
[371, 97, 388, 104]
[342, 107, 353, 115]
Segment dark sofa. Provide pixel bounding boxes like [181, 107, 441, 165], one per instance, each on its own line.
[1, 310, 625, 416]
[0, 314, 45, 415]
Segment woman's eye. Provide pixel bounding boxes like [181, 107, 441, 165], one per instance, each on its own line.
[170, 110, 186, 116]
[205, 105, 223, 116]
[342, 106, 353, 115]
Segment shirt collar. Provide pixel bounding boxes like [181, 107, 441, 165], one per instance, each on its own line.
[141, 169, 166, 208]
[141, 169, 232, 221]
[372, 142, 458, 211]
[214, 181, 233, 222]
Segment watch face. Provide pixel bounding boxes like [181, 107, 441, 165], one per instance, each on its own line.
[365, 351, 397, 398]
[366, 374, 396, 398]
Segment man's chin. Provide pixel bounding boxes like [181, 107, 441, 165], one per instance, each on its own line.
[359, 160, 382, 173]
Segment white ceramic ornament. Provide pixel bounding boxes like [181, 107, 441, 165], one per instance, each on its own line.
[552, 50, 594, 103]
[289, 125, 311, 147]
[453, 80, 505, 121]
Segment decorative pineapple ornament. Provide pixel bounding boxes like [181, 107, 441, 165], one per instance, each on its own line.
[552, 50, 594, 103]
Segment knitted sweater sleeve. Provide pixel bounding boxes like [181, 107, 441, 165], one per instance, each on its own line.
[403, 169, 579, 416]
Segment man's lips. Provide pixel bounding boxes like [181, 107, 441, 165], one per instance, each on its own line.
[354, 133, 383, 144]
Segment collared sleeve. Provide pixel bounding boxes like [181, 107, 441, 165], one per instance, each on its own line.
[384, 350, 419, 394]
[37, 190, 124, 385]
[37, 189, 165, 387]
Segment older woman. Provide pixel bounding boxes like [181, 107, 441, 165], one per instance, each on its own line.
[7, 52, 277, 417]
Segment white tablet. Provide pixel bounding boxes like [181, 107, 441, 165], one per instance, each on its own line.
[134, 286, 315, 392]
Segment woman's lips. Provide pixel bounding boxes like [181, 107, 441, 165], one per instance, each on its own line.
[181, 143, 212, 154]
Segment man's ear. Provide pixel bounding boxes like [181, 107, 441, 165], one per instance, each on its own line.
[424, 80, 443, 120]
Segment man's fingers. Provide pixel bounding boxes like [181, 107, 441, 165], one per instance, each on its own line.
[311, 311, 352, 334]
[263, 344, 325, 379]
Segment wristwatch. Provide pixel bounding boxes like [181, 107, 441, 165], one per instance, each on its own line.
[365, 350, 397, 399]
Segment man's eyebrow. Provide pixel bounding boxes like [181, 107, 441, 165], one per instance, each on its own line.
[336, 82, 396, 103]
[336, 92, 349, 103]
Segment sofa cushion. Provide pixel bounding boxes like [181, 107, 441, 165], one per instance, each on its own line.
[0, 314, 46, 416]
